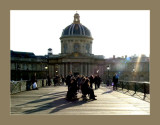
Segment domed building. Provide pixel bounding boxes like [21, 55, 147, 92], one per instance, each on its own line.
[48, 13, 105, 77]
[60, 13, 93, 54]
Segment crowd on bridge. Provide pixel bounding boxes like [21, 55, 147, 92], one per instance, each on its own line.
[65, 72, 102, 101]
[30, 71, 119, 101]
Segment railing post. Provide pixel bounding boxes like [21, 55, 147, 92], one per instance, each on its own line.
[134, 82, 137, 94]
[122, 81, 124, 91]
[127, 82, 129, 92]
[143, 83, 146, 100]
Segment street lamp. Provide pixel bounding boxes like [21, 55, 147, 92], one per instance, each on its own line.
[97, 70, 99, 73]
[107, 66, 110, 86]
[45, 66, 48, 78]
[45, 66, 48, 70]
[132, 68, 135, 81]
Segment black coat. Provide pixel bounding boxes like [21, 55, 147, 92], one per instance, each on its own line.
[66, 75, 72, 86]
[113, 75, 118, 84]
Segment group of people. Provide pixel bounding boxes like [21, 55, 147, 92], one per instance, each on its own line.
[65, 72, 102, 101]
[29, 72, 119, 100]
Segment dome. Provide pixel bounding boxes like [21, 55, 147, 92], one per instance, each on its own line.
[61, 24, 92, 38]
[60, 13, 92, 39]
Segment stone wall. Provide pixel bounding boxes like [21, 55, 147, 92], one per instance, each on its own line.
[10, 79, 49, 94]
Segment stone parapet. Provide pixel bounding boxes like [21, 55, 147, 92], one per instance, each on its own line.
[10, 79, 48, 94]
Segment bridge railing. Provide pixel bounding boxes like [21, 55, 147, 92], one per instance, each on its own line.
[116, 80, 150, 101]
[10, 79, 48, 94]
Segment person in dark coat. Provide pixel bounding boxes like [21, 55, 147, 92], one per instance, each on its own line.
[97, 75, 101, 88]
[89, 75, 94, 89]
[81, 78, 97, 100]
[31, 73, 38, 90]
[76, 75, 81, 92]
[94, 75, 99, 90]
[66, 72, 73, 90]
[47, 75, 51, 86]
[113, 73, 119, 90]
[66, 78, 78, 100]
[61, 75, 65, 85]
[53, 75, 58, 86]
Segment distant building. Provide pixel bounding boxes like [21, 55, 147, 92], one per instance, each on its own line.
[104, 55, 150, 82]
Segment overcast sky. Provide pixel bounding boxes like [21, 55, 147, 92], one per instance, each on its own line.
[10, 10, 150, 58]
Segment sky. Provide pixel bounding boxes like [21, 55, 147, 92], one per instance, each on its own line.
[10, 10, 150, 58]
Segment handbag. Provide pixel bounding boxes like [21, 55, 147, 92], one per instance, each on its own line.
[33, 82, 37, 89]
[112, 82, 114, 86]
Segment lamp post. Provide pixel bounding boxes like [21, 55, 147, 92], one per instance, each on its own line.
[45, 66, 48, 78]
[56, 70, 58, 75]
[107, 66, 110, 86]
[132, 68, 135, 81]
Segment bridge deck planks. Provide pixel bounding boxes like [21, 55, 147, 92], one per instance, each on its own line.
[10, 85, 150, 115]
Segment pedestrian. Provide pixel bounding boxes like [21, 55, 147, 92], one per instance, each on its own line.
[97, 75, 101, 88]
[31, 73, 38, 90]
[66, 71, 73, 90]
[61, 75, 65, 85]
[89, 75, 94, 89]
[53, 75, 58, 86]
[76, 75, 81, 92]
[47, 75, 51, 86]
[112, 73, 119, 90]
[66, 78, 78, 100]
[81, 78, 97, 100]
[94, 75, 98, 90]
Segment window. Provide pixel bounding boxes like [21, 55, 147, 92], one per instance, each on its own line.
[86, 44, 90, 53]
[74, 43, 80, 52]
[64, 43, 67, 53]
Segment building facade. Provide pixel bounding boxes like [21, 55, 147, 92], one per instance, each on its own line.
[48, 13, 105, 78]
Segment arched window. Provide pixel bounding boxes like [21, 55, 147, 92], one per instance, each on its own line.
[86, 44, 90, 53]
[64, 43, 67, 53]
[74, 43, 80, 52]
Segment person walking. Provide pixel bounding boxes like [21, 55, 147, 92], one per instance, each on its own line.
[112, 73, 119, 90]
[89, 75, 94, 89]
[94, 75, 98, 90]
[97, 75, 101, 88]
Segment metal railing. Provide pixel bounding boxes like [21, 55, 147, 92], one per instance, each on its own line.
[116, 80, 150, 102]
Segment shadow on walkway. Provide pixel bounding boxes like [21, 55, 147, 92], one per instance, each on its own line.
[21, 91, 91, 114]
[16, 91, 67, 107]
[101, 90, 113, 94]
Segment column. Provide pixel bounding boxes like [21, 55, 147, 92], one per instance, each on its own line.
[81, 63, 83, 75]
[58, 64, 60, 76]
[66, 63, 68, 76]
[53, 65, 55, 77]
[62, 64, 64, 76]
[88, 64, 90, 76]
[85, 63, 87, 76]
[70, 63, 72, 73]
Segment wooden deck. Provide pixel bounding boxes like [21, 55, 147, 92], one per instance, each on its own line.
[10, 85, 150, 115]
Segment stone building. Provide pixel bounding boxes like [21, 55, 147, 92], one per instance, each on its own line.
[48, 13, 105, 78]
[10, 50, 48, 81]
[104, 55, 150, 82]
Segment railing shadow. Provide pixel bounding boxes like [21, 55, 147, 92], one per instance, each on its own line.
[116, 80, 150, 102]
